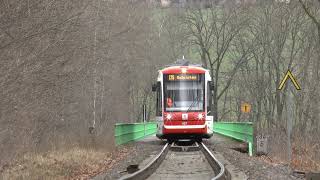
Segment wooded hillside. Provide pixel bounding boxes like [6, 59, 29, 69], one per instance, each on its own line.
[0, 0, 319, 175]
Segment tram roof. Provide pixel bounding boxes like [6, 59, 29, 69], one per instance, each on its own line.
[160, 65, 206, 74]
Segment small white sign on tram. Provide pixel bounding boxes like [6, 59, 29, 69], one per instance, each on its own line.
[182, 113, 188, 120]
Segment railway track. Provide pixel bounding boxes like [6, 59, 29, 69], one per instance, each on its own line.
[119, 141, 226, 180]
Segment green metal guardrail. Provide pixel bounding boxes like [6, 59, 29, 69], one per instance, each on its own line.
[213, 122, 253, 156]
[115, 122, 157, 145]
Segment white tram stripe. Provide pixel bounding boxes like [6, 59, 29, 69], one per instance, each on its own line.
[164, 125, 206, 129]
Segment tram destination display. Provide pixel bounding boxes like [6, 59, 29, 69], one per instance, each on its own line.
[167, 74, 199, 81]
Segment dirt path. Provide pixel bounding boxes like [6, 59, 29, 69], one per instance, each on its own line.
[93, 136, 165, 180]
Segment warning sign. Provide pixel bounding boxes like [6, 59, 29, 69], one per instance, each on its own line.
[241, 103, 251, 113]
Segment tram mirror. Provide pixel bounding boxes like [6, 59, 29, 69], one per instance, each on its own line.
[209, 81, 214, 91]
[152, 83, 157, 92]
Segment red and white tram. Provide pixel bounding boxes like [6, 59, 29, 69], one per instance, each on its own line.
[152, 60, 214, 142]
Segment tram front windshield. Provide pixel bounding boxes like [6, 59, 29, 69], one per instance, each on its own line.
[164, 74, 204, 112]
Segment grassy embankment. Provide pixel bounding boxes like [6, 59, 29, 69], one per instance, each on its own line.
[1, 146, 132, 179]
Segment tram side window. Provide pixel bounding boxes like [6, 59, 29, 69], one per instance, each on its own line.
[207, 81, 213, 116]
[156, 82, 162, 116]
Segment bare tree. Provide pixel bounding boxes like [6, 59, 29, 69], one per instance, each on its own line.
[298, 0, 320, 134]
[0, 0, 163, 167]
[182, 6, 251, 121]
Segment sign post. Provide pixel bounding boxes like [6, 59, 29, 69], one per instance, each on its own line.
[241, 102, 252, 156]
[143, 104, 147, 123]
[143, 104, 146, 136]
[287, 86, 294, 162]
[277, 70, 301, 163]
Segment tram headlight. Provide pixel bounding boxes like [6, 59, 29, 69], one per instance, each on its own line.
[197, 113, 204, 120]
[166, 113, 172, 120]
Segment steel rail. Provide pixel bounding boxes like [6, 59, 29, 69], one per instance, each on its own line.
[199, 142, 226, 180]
[119, 143, 169, 180]
[119, 141, 226, 180]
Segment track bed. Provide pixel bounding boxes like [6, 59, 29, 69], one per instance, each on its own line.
[147, 149, 215, 180]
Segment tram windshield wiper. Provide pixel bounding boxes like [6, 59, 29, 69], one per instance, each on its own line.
[186, 95, 200, 113]
[186, 100, 196, 113]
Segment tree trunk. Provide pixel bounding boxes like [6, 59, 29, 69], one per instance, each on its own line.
[212, 66, 219, 122]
